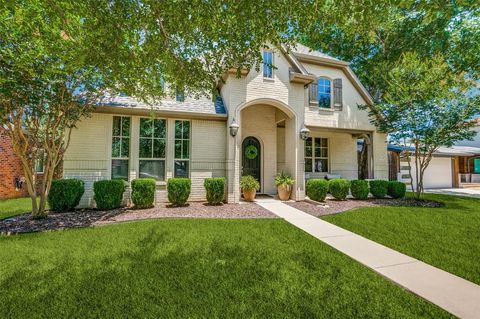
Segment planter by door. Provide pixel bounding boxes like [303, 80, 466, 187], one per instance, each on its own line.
[243, 189, 257, 201]
[242, 136, 261, 191]
[277, 185, 291, 201]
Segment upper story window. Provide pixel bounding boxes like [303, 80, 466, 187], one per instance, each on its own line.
[139, 118, 167, 181]
[263, 50, 273, 78]
[318, 78, 331, 109]
[112, 116, 131, 180]
[176, 87, 185, 102]
[174, 120, 190, 178]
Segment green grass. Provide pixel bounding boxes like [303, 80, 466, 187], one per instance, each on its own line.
[0, 219, 449, 318]
[0, 197, 42, 220]
[323, 193, 480, 285]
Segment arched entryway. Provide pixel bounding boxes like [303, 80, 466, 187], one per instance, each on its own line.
[242, 136, 262, 189]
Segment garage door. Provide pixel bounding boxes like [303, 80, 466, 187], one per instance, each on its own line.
[417, 157, 453, 189]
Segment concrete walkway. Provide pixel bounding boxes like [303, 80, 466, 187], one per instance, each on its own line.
[257, 199, 480, 319]
[425, 188, 480, 199]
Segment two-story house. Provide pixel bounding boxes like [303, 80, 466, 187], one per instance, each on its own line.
[63, 44, 388, 207]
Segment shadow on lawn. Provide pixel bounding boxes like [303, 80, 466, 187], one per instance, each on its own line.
[0, 228, 285, 318]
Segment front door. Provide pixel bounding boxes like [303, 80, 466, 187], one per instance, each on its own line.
[242, 136, 261, 188]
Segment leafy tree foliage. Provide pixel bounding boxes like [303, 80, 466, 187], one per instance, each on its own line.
[361, 53, 480, 198]
[303, 1, 480, 99]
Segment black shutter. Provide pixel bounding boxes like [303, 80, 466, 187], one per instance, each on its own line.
[309, 81, 318, 105]
[333, 78, 343, 110]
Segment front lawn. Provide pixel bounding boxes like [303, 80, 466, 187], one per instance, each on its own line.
[323, 193, 480, 285]
[0, 219, 449, 318]
[0, 197, 41, 220]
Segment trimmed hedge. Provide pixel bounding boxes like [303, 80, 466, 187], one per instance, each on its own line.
[388, 181, 407, 199]
[350, 180, 369, 200]
[94, 179, 126, 210]
[328, 179, 350, 200]
[48, 179, 85, 212]
[306, 179, 329, 202]
[204, 177, 225, 205]
[167, 178, 191, 206]
[369, 180, 389, 199]
[131, 178, 156, 208]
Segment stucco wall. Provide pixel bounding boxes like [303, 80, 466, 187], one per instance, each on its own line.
[64, 113, 227, 207]
[302, 63, 376, 131]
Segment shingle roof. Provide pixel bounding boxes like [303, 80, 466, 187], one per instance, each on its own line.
[98, 94, 226, 115]
[291, 43, 345, 63]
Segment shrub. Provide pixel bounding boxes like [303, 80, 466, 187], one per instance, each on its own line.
[328, 179, 350, 200]
[131, 178, 156, 208]
[48, 179, 85, 212]
[350, 180, 369, 200]
[306, 179, 329, 202]
[240, 175, 260, 191]
[204, 177, 225, 205]
[388, 181, 407, 199]
[167, 178, 191, 205]
[94, 179, 126, 210]
[274, 172, 295, 187]
[369, 180, 389, 199]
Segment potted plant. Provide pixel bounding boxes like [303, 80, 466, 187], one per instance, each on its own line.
[240, 175, 260, 201]
[275, 172, 295, 201]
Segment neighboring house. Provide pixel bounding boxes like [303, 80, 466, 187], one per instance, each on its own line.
[389, 120, 480, 189]
[64, 44, 388, 207]
[0, 129, 28, 199]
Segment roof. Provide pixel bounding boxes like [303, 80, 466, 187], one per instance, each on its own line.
[387, 143, 480, 157]
[98, 94, 226, 116]
[291, 43, 346, 64]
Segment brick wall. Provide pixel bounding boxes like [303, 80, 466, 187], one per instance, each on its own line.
[0, 130, 28, 199]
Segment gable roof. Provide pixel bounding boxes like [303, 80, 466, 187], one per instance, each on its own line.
[288, 44, 374, 105]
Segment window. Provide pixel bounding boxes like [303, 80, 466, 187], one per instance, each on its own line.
[111, 116, 131, 180]
[35, 152, 45, 174]
[305, 137, 328, 173]
[139, 118, 167, 181]
[176, 87, 185, 102]
[174, 120, 190, 177]
[318, 78, 331, 109]
[263, 50, 273, 78]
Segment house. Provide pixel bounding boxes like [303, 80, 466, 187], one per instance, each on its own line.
[63, 44, 388, 207]
[388, 119, 480, 190]
[0, 129, 29, 199]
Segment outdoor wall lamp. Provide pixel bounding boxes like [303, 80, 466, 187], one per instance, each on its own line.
[300, 124, 310, 140]
[229, 118, 239, 137]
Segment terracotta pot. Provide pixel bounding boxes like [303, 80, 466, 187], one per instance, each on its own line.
[277, 184, 292, 201]
[242, 189, 257, 201]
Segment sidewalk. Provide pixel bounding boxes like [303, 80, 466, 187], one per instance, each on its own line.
[257, 199, 480, 319]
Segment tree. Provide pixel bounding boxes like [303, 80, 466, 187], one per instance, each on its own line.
[360, 53, 480, 198]
[1, 0, 380, 217]
[302, 1, 480, 100]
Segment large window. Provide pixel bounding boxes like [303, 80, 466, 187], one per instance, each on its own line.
[305, 137, 329, 173]
[318, 78, 331, 109]
[263, 50, 273, 78]
[139, 118, 166, 181]
[112, 116, 131, 180]
[174, 120, 190, 177]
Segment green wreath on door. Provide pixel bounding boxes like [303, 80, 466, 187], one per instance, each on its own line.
[245, 145, 258, 160]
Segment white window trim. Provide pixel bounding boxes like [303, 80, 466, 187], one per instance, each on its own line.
[138, 117, 167, 182]
[262, 50, 274, 80]
[305, 137, 330, 174]
[174, 120, 191, 178]
[111, 116, 131, 180]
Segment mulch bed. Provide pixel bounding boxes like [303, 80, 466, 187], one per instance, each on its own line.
[286, 197, 444, 217]
[0, 202, 276, 235]
[96, 202, 276, 225]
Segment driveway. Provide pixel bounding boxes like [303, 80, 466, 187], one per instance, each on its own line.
[425, 188, 480, 198]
